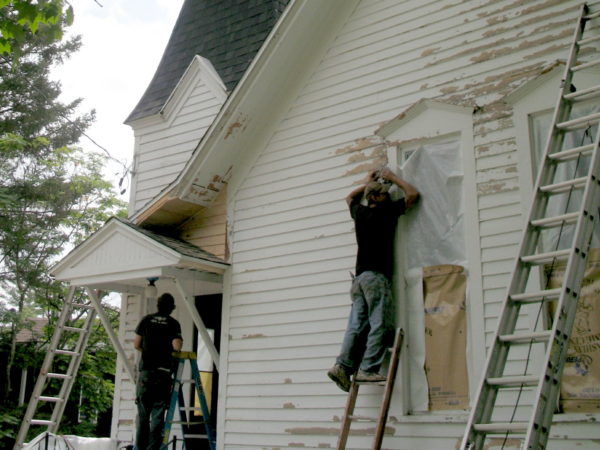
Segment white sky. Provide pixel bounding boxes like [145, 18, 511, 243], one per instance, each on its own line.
[52, 0, 185, 199]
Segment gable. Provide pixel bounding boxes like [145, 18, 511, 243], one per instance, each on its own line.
[51, 218, 228, 289]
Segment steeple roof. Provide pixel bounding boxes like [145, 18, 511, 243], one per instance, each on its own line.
[125, 0, 290, 123]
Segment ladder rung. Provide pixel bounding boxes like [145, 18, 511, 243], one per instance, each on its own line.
[63, 326, 85, 333]
[584, 10, 600, 20]
[487, 375, 539, 388]
[355, 380, 386, 386]
[30, 419, 55, 426]
[183, 434, 208, 439]
[578, 34, 600, 46]
[348, 414, 377, 422]
[510, 288, 561, 304]
[520, 249, 570, 265]
[530, 212, 579, 228]
[499, 330, 552, 344]
[539, 176, 587, 194]
[548, 143, 594, 161]
[54, 349, 80, 357]
[71, 302, 94, 309]
[47, 373, 72, 380]
[571, 58, 600, 72]
[169, 420, 206, 426]
[556, 112, 600, 130]
[38, 396, 64, 403]
[563, 84, 600, 101]
[473, 422, 527, 434]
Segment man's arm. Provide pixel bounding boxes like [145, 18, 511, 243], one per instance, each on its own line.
[380, 168, 420, 208]
[172, 338, 183, 352]
[345, 170, 378, 206]
[133, 334, 142, 352]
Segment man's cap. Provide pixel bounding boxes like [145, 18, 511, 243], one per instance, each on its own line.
[365, 181, 390, 198]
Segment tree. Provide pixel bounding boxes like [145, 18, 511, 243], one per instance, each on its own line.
[0, 0, 127, 442]
[0, 0, 73, 55]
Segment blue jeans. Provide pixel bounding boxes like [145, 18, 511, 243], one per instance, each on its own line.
[336, 271, 395, 374]
[136, 369, 173, 450]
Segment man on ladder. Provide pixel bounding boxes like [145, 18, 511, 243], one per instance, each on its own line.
[133, 293, 183, 450]
[328, 167, 419, 390]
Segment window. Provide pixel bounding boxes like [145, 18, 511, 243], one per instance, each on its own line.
[377, 100, 483, 415]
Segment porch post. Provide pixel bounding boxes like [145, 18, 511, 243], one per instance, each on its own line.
[85, 288, 136, 382]
[172, 278, 221, 371]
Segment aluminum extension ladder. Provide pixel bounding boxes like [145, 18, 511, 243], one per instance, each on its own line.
[461, 3, 600, 449]
[14, 286, 97, 449]
[336, 328, 403, 450]
[162, 352, 216, 450]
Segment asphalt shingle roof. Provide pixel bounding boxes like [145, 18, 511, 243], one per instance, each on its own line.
[116, 217, 228, 266]
[125, 0, 290, 123]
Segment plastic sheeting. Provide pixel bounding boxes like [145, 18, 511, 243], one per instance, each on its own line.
[23, 433, 116, 450]
[393, 138, 470, 412]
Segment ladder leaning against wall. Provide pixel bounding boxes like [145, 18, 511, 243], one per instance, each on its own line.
[13, 287, 97, 449]
[461, 2, 600, 449]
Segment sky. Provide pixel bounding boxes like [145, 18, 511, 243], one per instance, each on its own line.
[52, 0, 185, 199]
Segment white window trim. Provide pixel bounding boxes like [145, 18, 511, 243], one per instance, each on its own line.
[376, 99, 485, 413]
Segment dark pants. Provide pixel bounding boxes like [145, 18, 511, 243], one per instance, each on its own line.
[136, 369, 173, 450]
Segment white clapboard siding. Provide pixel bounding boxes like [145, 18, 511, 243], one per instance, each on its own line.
[130, 77, 226, 214]
[218, 0, 596, 448]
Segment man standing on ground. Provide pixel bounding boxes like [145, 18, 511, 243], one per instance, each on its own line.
[328, 167, 419, 392]
[134, 293, 183, 449]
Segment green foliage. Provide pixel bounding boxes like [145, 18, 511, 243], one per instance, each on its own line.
[0, 1, 73, 56]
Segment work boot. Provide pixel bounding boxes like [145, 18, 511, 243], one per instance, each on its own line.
[327, 364, 351, 392]
[354, 369, 386, 383]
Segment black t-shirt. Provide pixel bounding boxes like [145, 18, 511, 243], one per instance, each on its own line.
[135, 313, 182, 371]
[350, 197, 406, 280]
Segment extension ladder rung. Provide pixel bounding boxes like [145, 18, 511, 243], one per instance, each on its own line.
[487, 375, 539, 388]
[509, 288, 561, 303]
[530, 212, 579, 228]
[169, 420, 206, 426]
[571, 57, 600, 72]
[62, 326, 85, 333]
[473, 422, 527, 434]
[30, 419, 55, 426]
[584, 10, 600, 19]
[348, 414, 377, 422]
[38, 396, 64, 403]
[556, 111, 600, 129]
[71, 303, 94, 309]
[563, 84, 600, 101]
[520, 249, 570, 265]
[578, 34, 600, 46]
[548, 143, 594, 161]
[54, 349, 80, 357]
[46, 372, 72, 380]
[498, 330, 552, 344]
[183, 434, 209, 439]
[539, 176, 587, 194]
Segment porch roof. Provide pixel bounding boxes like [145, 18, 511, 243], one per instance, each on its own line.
[50, 217, 229, 294]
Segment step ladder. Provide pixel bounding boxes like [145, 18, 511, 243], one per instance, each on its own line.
[461, 3, 600, 449]
[336, 328, 403, 450]
[162, 352, 216, 450]
[14, 286, 97, 449]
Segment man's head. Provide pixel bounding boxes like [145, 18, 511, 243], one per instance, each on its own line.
[365, 181, 390, 205]
[157, 293, 176, 315]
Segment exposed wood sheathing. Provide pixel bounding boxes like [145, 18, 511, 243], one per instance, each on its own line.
[220, 0, 597, 448]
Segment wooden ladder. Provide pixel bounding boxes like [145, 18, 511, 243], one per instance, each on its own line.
[336, 328, 403, 450]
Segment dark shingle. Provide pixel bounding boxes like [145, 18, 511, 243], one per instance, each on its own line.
[125, 0, 290, 123]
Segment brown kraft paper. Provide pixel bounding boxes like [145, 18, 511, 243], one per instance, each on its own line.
[546, 247, 600, 413]
[423, 265, 469, 410]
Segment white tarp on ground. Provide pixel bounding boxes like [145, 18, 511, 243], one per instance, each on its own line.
[23, 432, 116, 450]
